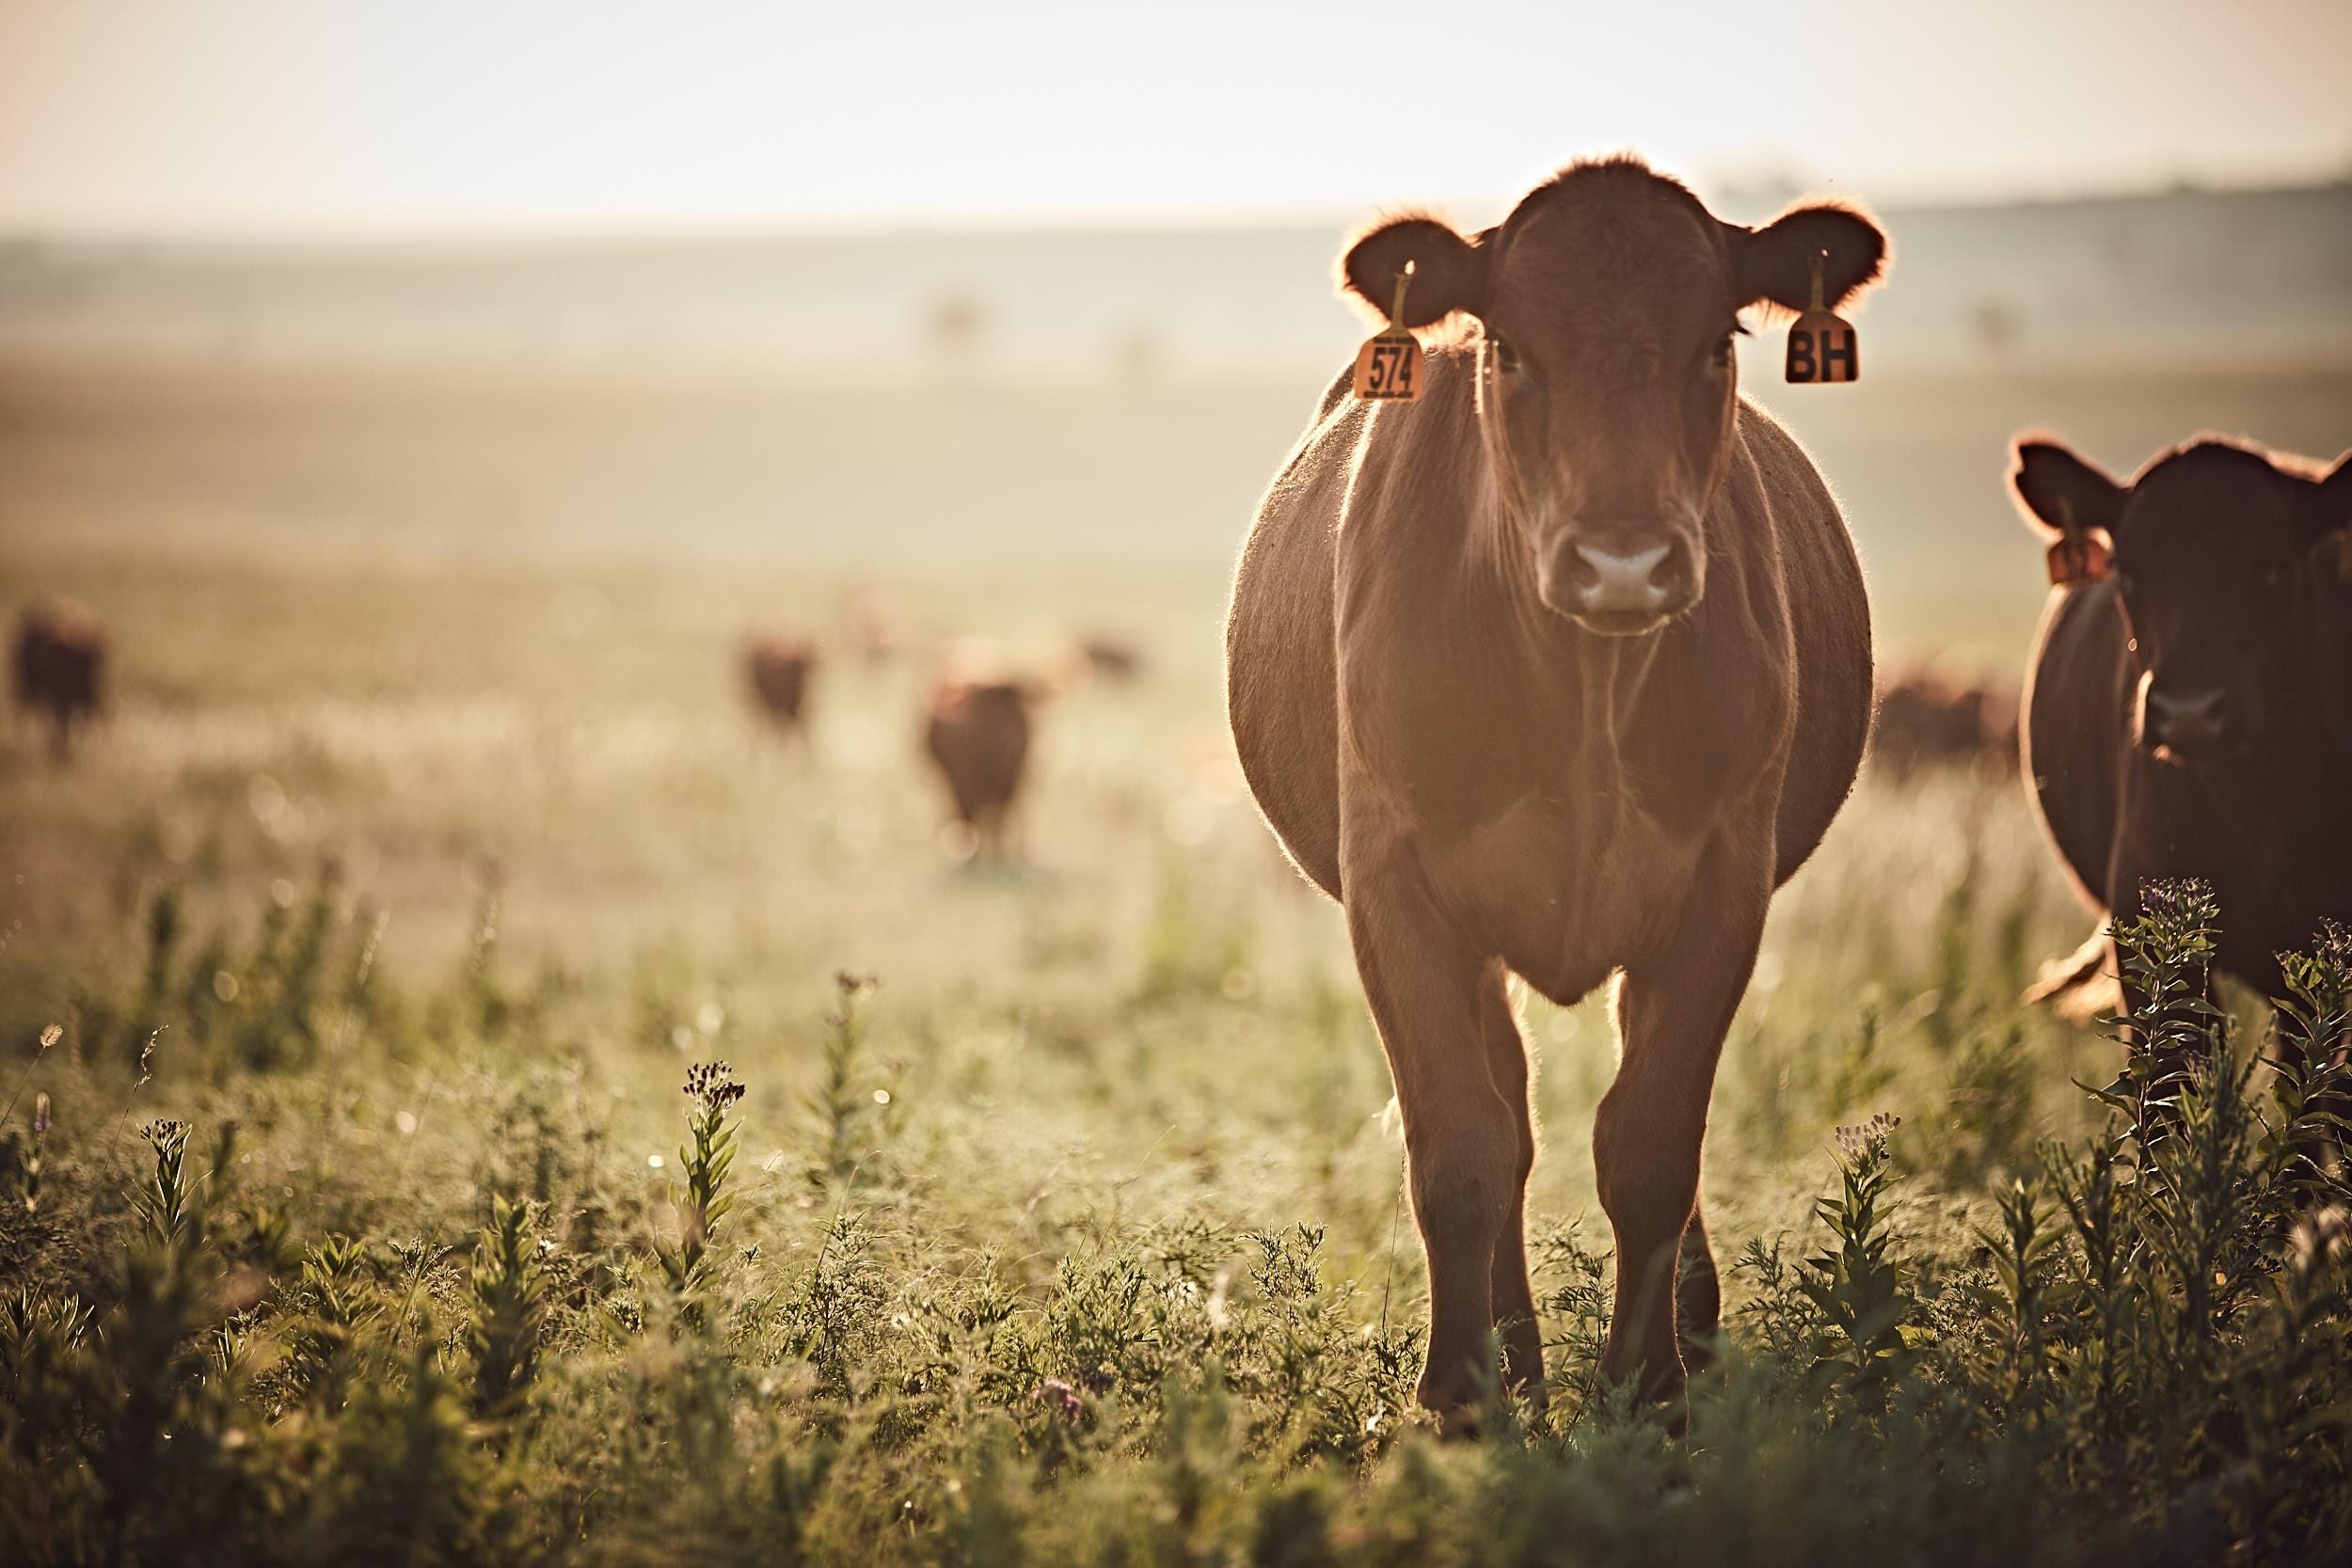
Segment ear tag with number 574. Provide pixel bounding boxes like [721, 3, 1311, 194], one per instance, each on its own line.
[1353, 270, 1422, 403]
[1785, 251, 1859, 385]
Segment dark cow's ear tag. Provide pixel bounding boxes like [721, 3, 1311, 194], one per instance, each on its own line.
[2045, 500, 2111, 588]
[1785, 252, 1859, 385]
[2045, 533, 2111, 589]
[1353, 270, 1423, 403]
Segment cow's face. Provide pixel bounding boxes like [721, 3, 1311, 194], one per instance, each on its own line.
[1340, 160, 1884, 636]
[2012, 437, 2352, 762]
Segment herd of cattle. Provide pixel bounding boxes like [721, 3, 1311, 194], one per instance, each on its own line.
[1217, 153, 2352, 1427]
[8, 582, 2013, 850]
[8, 151, 2348, 1430]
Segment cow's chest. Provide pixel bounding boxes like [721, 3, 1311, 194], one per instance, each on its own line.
[1421, 783, 1711, 1006]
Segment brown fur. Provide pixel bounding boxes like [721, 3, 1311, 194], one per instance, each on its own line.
[743, 634, 817, 736]
[10, 599, 107, 762]
[1226, 157, 1884, 1425]
[922, 661, 1043, 861]
[2010, 434, 2352, 1013]
[1871, 667, 2021, 783]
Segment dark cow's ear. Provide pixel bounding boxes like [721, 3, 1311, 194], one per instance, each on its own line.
[1339, 214, 1487, 328]
[1728, 202, 1887, 314]
[2010, 437, 2127, 541]
[2312, 450, 2352, 538]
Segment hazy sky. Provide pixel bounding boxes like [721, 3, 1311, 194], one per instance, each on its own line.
[2, 0, 2348, 237]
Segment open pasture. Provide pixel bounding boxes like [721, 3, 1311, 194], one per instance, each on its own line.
[3, 356, 2351, 1563]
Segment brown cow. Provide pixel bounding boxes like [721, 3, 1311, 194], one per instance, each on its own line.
[11, 599, 107, 761]
[2010, 435, 2352, 1016]
[743, 635, 817, 738]
[1226, 156, 1885, 1425]
[1870, 667, 2020, 783]
[922, 653, 1046, 861]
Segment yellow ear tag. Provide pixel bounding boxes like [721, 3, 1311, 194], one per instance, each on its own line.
[1785, 251, 1859, 385]
[2045, 496, 2112, 589]
[1353, 270, 1422, 403]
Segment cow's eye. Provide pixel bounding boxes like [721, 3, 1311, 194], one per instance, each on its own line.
[1489, 335, 1519, 372]
[1710, 325, 1744, 370]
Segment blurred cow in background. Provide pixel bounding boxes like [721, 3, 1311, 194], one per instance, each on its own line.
[1074, 632, 1147, 685]
[1870, 668, 2020, 782]
[11, 599, 108, 761]
[743, 634, 818, 740]
[922, 645, 1049, 862]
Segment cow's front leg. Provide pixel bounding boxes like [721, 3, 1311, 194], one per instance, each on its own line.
[1343, 855, 1518, 1431]
[1597, 833, 1771, 1415]
[1479, 970, 1545, 1403]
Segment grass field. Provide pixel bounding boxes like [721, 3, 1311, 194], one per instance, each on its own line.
[5, 361, 2352, 1564]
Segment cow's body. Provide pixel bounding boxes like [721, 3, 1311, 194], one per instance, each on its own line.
[10, 600, 107, 761]
[923, 676, 1036, 860]
[1872, 669, 2020, 783]
[744, 636, 817, 736]
[2015, 438, 2352, 1006]
[1226, 158, 1883, 1422]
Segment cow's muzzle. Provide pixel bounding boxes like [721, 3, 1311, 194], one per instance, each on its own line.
[2137, 682, 2240, 762]
[1539, 524, 1698, 635]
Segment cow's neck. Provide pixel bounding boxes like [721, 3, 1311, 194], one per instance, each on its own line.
[1464, 468, 1671, 789]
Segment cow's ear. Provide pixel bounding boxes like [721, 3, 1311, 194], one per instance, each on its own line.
[1728, 201, 1887, 314]
[2010, 437, 2127, 541]
[2312, 450, 2352, 539]
[1339, 214, 1487, 328]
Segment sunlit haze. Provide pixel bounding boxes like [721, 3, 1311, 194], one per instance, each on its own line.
[3, 0, 2349, 238]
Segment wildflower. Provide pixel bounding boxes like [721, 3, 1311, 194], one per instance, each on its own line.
[1835, 1112, 1901, 1165]
[683, 1061, 746, 1116]
[38, 1023, 60, 1053]
[1032, 1378, 1083, 1421]
[33, 1092, 50, 1136]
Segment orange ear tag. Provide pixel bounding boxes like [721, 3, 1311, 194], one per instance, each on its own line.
[2045, 498, 2112, 588]
[2045, 533, 2111, 589]
[1353, 270, 1423, 403]
[1785, 251, 1859, 385]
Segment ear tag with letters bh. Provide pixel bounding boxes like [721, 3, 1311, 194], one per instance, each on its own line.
[1353, 270, 1422, 403]
[1784, 251, 1859, 385]
[2045, 496, 2112, 589]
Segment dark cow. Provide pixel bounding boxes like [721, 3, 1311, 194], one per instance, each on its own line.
[1225, 156, 1885, 1424]
[1870, 667, 2020, 783]
[744, 635, 818, 738]
[2010, 435, 2352, 1014]
[922, 657, 1045, 861]
[11, 599, 108, 761]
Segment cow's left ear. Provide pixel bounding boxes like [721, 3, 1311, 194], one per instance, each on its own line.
[2010, 437, 2127, 541]
[1339, 214, 1488, 328]
[1726, 202, 1887, 314]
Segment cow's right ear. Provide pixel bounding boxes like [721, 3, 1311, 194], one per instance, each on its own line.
[1338, 214, 1487, 329]
[2010, 437, 2127, 542]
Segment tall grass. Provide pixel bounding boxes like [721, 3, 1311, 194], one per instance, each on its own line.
[3, 872, 2349, 1563]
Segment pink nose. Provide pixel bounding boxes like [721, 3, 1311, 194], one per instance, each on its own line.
[1543, 526, 1695, 630]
